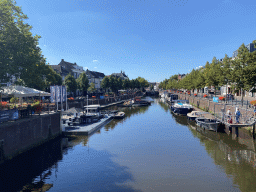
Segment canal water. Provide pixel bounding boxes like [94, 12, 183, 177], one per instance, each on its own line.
[1, 98, 256, 191]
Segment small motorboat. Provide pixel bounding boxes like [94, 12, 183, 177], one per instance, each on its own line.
[187, 111, 208, 121]
[114, 112, 125, 119]
[196, 117, 221, 132]
[132, 96, 151, 107]
[171, 100, 193, 115]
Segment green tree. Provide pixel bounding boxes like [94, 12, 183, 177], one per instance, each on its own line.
[109, 75, 118, 93]
[101, 76, 110, 92]
[116, 78, 123, 90]
[0, 0, 46, 88]
[134, 79, 141, 89]
[44, 65, 62, 92]
[88, 82, 96, 93]
[231, 43, 250, 103]
[136, 77, 149, 88]
[195, 68, 206, 92]
[122, 79, 130, 90]
[76, 72, 89, 96]
[64, 73, 77, 97]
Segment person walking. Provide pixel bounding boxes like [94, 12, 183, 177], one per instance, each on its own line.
[235, 108, 241, 124]
[226, 108, 232, 123]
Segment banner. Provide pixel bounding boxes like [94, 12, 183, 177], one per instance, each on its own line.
[62, 86, 67, 102]
[50, 86, 67, 103]
[56, 86, 61, 102]
[50, 86, 56, 103]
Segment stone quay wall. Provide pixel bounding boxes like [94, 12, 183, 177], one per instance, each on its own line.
[0, 112, 61, 163]
[177, 93, 254, 119]
[62, 94, 137, 110]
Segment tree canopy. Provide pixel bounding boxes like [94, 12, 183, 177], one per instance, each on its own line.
[0, 0, 60, 91]
[76, 72, 89, 96]
[159, 41, 256, 97]
[64, 73, 77, 96]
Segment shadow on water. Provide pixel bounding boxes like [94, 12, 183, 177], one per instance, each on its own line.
[0, 135, 142, 192]
[0, 137, 64, 192]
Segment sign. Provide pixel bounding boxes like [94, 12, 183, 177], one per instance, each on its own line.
[213, 97, 219, 103]
[0, 109, 19, 123]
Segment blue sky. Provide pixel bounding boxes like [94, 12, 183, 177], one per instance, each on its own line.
[16, 0, 256, 82]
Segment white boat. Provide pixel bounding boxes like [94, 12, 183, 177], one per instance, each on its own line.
[114, 112, 125, 119]
[171, 100, 193, 115]
[187, 111, 208, 121]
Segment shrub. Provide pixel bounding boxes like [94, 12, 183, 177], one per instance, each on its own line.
[203, 94, 207, 98]
[250, 100, 256, 105]
[10, 97, 19, 103]
[0, 101, 7, 107]
[219, 96, 225, 101]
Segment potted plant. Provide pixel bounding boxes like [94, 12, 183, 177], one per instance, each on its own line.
[250, 100, 256, 106]
[68, 97, 74, 102]
[219, 96, 225, 101]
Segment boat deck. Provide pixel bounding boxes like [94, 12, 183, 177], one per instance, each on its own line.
[62, 115, 113, 136]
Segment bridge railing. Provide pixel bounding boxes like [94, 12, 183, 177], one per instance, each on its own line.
[214, 112, 255, 125]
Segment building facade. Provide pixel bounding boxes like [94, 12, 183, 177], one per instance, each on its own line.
[85, 69, 105, 90]
[111, 71, 128, 80]
[50, 59, 84, 81]
[232, 42, 256, 58]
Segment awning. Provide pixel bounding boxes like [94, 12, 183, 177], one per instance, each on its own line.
[1, 85, 51, 97]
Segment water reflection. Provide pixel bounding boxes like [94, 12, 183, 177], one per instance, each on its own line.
[104, 105, 150, 131]
[187, 123, 256, 192]
[2, 98, 256, 192]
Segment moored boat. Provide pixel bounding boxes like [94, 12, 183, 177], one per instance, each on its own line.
[132, 96, 151, 106]
[195, 117, 221, 132]
[187, 111, 208, 121]
[114, 111, 125, 119]
[171, 100, 193, 115]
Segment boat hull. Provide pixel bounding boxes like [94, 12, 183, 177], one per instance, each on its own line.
[196, 118, 220, 132]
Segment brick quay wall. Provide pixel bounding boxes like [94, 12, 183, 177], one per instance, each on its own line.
[0, 112, 61, 164]
[177, 93, 254, 118]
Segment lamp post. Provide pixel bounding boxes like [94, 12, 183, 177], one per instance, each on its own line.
[87, 95, 88, 114]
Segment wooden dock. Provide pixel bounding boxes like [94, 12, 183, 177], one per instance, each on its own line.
[62, 115, 113, 136]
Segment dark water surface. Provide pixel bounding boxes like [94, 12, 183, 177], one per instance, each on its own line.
[2, 98, 256, 191]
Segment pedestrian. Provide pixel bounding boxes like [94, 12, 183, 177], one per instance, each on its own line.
[226, 108, 232, 123]
[235, 108, 241, 124]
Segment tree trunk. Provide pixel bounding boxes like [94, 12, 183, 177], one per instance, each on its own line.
[241, 88, 244, 106]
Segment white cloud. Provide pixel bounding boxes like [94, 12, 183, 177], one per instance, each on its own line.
[195, 66, 203, 69]
[94, 67, 97, 69]
[83, 67, 88, 70]
[93, 60, 98, 63]
[44, 45, 47, 47]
